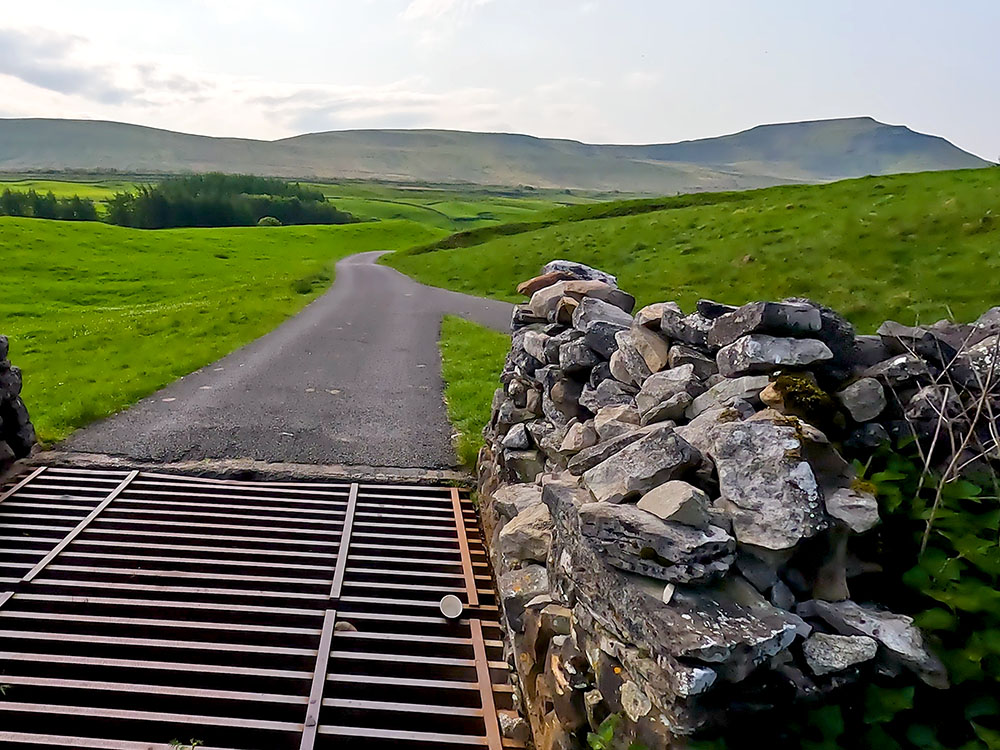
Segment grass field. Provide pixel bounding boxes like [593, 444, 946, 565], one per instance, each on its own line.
[2, 217, 445, 443]
[309, 181, 593, 232]
[438, 316, 510, 467]
[0, 177, 585, 232]
[386, 168, 1000, 332]
[0, 178, 135, 200]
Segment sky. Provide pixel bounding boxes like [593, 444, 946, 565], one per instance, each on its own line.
[0, 0, 995, 159]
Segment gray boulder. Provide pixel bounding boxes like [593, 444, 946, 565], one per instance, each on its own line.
[686, 374, 770, 419]
[498, 564, 550, 631]
[582, 425, 700, 503]
[863, 354, 933, 388]
[595, 419, 642, 442]
[559, 339, 600, 375]
[583, 320, 630, 359]
[639, 394, 691, 425]
[800, 599, 948, 688]
[505, 449, 546, 483]
[499, 503, 553, 567]
[636, 364, 704, 415]
[511, 304, 547, 330]
[610, 330, 653, 386]
[588, 361, 613, 389]
[878, 320, 957, 364]
[528, 280, 634, 321]
[543, 328, 583, 365]
[501, 422, 532, 450]
[594, 404, 640, 439]
[626, 324, 671, 373]
[975, 306, 1000, 328]
[661, 308, 714, 349]
[845, 422, 891, 451]
[522, 330, 549, 362]
[905, 385, 964, 426]
[579, 502, 734, 583]
[560, 420, 598, 454]
[825, 487, 879, 533]
[568, 428, 651, 475]
[708, 301, 822, 349]
[579, 379, 637, 413]
[712, 420, 825, 549]
[668, 344, 718, 380]
[802, 633, 878, 676]
[572, 296, 634, 331]
[784, 297, 857, 363]
[853, 334, 893, 368]
[696, 299, 738, 320]
[635, 302, 678, 329]
[836, 378, 887, 422]
[959, 334, 1000, 387]
[636, 480, 712, 529]
[716, 334, 833, 377]
[543, 260, 618, 287]
[490, 483, 543, 524]
[675, 404, 751, 459]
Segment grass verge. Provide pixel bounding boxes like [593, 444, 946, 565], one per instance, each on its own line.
[3, 217, 445, 442]
[438, 315, 510, 468]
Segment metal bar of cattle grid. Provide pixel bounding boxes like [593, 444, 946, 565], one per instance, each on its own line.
[300, 608, 338, 750]
[451, 486, 480, 608]
[21, 470, 138, 583]
[471, 618, 504, 750]
[329, 482, 358, 601]
[0, 466, 47, 503]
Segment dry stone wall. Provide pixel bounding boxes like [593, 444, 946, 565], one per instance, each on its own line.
[478, 260, 1000, 749]
[0, 335, 36, 474]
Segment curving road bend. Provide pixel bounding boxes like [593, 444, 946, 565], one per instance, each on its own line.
[61, 251, 513, 469]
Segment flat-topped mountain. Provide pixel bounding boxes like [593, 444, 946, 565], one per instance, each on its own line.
[0, 116, 988, 192]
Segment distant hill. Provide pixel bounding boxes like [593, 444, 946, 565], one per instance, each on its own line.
[0, 116, 989, 193]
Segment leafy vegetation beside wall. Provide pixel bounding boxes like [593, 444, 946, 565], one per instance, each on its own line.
[690, 438, 1000, 750]
[849, 443, 999, 750]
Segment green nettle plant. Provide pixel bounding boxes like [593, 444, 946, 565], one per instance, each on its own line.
[847, 440, 1000, 750]
[693, 333, 1000, 749]
[587, 713, 650, 750]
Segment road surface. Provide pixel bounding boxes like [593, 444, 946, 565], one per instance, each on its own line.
[62, 251, 513, 469]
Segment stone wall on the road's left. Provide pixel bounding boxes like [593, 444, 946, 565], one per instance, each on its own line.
[0, 335, 36, 474]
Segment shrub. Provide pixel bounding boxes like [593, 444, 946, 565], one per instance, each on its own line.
[257, 216, 281, 227]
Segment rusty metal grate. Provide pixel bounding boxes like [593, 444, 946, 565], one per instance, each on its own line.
[0, 467, 518, 750]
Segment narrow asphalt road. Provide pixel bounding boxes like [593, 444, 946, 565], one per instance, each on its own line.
[62, 251, 513, 469]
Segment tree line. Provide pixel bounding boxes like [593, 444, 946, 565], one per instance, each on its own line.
[0, 174, 358, 229]
[0, 189, 99, 221]
[106, 174, 357, 229]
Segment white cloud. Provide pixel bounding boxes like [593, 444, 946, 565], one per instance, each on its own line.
[251, 80, 502, 134]
[400, 0, 494, 22]
[624, 70, 660, 91]
[0, 23, 506, 140]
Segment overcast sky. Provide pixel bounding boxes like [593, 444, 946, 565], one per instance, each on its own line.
[0, 0, 995, 158]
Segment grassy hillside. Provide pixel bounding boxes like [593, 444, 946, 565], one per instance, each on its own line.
[0, 117, 988, 193]
[2, 217, 445, 442]
[609, 117, 989, 181]
[385, 168, 1000, 332]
